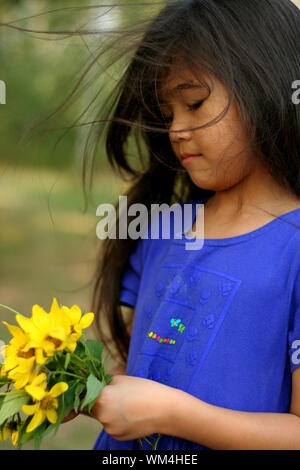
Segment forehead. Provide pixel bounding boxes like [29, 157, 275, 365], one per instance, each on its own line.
[158, 67, 213, 102]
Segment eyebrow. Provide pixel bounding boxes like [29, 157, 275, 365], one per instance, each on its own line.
[158, 82, 204, 103]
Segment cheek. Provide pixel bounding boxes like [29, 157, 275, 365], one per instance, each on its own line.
[202, 114, 250, 161]
[187, 144, 251, 191]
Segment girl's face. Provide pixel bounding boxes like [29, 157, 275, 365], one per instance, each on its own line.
[158, 67, 255, 191]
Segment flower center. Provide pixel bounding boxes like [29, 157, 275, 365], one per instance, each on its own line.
[41, 396, 54, 410]
[45, 336, 62, 348]
[18, 348, 35, 359]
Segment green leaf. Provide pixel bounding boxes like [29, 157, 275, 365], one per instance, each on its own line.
[103, 352, 111, 372]
[54, 379, 79, 433]
[87, 397, 98, 414]
[54, 395, 73, 437]
[61, 379, 79, 408]
[42, 422, 56, 440]
[64, 352, 71, 370]
[61, 401, 74, 421]
[80, 374, 104, 412]
[74, 383, 85, 413]
[33, 420, 47, 450]
[104, 374, 113, 385]
[0, 377, 12, 386]
[53, 394, 65, 436]
[85, 340, 104, 363]
[18, 417, 33, 447]
[0, 391, 30, 426]
[74, 341, 86, 359]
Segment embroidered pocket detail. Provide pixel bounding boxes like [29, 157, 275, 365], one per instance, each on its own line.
[134, 262, 241, 392]
[144, 304, 153, 319]
[202, 314, 215, 329]
[187, 350, 199, 366]
[169, 279, 183, 295]
[199, 289, 211, 305]
[155, 281, 166, 297]
[186, 326, 199, 341]
[219, 282, 233, 296]
[188, 271, 202, 286]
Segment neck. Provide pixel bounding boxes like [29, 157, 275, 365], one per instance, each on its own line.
[205, 162, 299, 219]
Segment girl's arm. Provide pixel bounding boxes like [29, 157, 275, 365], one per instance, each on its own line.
[89, 368, 300, 448]
[159, 367, 300, 450]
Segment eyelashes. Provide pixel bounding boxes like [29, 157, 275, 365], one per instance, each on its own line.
[161, 100, 204, 125]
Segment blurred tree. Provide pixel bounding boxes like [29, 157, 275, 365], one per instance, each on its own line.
[0, 0, 163, 171]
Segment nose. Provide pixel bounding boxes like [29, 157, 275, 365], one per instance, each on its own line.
[169, 114, 193, 143]
[169, 118, 193, 143]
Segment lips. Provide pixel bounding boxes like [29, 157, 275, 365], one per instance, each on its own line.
[181, 152, 203, 161]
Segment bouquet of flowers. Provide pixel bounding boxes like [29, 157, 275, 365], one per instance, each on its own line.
[0, 298, 162, 450]
[0, 298, 112, 449]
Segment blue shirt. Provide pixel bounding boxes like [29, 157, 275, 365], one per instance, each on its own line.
[93, 196, 300, 450]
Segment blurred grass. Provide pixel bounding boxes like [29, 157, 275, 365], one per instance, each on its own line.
[0, 163, 127, 449]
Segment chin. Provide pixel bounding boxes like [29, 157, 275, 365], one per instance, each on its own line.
[190, 173, 235, 192]
[188, 175, 215, 191]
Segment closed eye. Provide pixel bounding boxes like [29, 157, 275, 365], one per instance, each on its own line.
[162, 100, 204, 124]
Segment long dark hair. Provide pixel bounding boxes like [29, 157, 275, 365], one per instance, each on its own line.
[3, 0, 300, 365]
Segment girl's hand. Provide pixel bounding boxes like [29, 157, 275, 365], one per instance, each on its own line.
[62, 364, 127, 424]
[90, 375, 173, 441]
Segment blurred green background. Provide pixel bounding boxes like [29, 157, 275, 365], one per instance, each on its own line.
[0, 0, 163, 450]
[1, 0, 300, 451]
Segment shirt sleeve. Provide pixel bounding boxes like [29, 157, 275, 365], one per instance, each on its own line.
[288, 269, 300, 374]
[119, 238, 146, 308]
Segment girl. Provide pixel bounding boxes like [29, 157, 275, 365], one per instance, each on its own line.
[24, 0, 300, 449]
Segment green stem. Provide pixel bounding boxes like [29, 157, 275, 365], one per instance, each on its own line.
[72, 352, 88, 367]
[0, 304, 23, 316]
[137, 439, 144, 449]
[152, 434, 162, 450]
[48, 370, 84, 381]
[70, 353, 89, 374]
[143, 437, 155, 447]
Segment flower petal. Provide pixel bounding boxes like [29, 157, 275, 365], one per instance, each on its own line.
[49, 382, 68, 398]
[26, 409, 45, 433]
[0, 425, 11, 441]
[79, 313, 94, 329]
[13, 356, 35, 374]
[11, 430, 19, 446]
[48, 326, 66, 341]
[13, 375, 30, 390]
[22, 403, 40, 416]
[25, 384, 46, 401]
[32, 305, 51, 332]
[46, 408, 58, 424]
[49, 297, 60, 314]
[34, 348, 47, 365]
[2, 321, 26, 340]
[15, 314, 34, 334]
[66, 341, 77, 353]
[3, 353, 19, 371]
[30, 372, 47, 387]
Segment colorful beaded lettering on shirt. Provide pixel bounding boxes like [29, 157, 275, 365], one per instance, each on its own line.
[148, 331, 176, 344]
